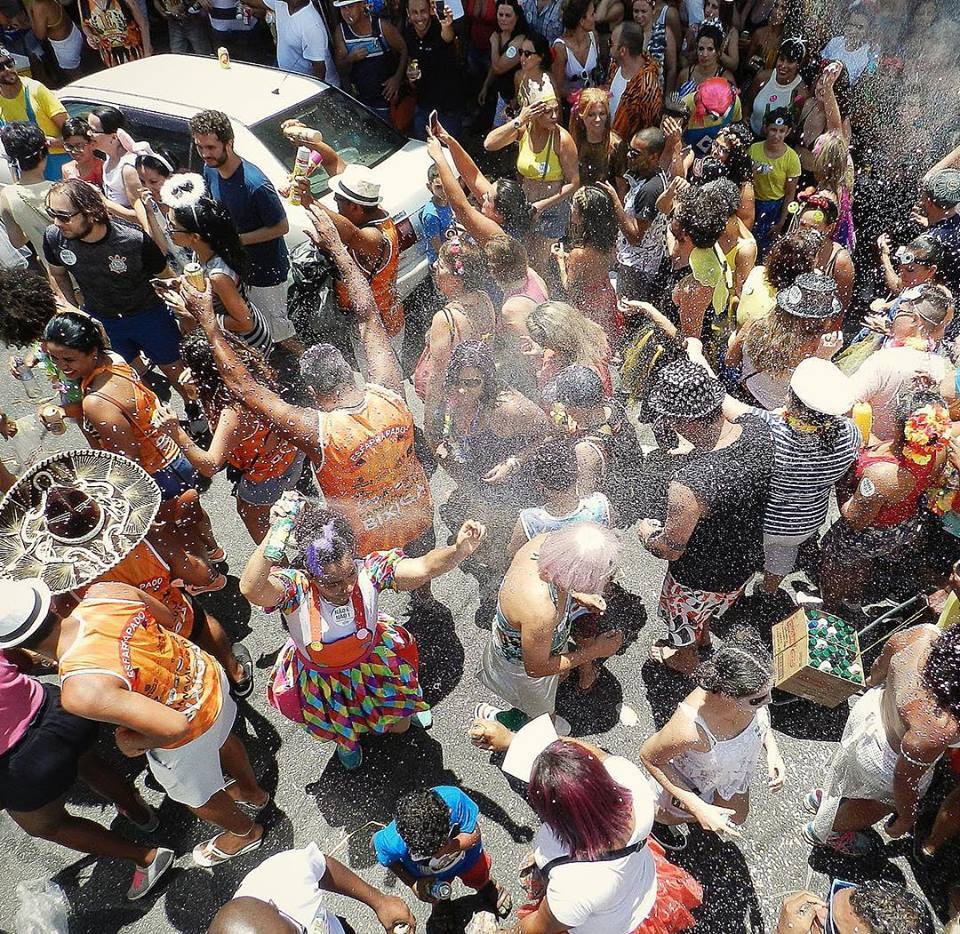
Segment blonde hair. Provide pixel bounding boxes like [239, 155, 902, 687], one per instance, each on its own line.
[526, 301, 610, 368]
[813, 132, 851, 194]
[571, 88, 611, 146]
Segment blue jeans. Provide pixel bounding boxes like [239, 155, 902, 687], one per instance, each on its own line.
[412, 106, 462, 142]
[754, 199, 783, 256]
[94, 302, 183, 365]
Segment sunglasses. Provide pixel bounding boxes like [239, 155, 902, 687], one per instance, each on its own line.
[63, 142, 90, 153]
[0, 58, 17, 70]
[456, 377, 483, 387]
[45, 206, 81, 220]
[519, 49, 538, 57]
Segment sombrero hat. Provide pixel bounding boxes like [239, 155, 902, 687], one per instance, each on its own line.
[0, 449, 161, 594]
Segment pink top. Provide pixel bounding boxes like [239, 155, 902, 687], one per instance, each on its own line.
[0, 651, 44, 756]
[523, 269, 548, 304]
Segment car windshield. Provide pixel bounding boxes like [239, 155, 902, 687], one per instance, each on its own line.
[251, 87, 404, 195]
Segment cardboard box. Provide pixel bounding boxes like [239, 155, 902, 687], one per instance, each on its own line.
[772, 608, 864, 708]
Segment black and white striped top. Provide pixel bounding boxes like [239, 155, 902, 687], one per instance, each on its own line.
[204, 255, 273, 356]
[749, 407, 862, 537]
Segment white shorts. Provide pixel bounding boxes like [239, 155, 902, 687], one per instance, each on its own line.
[477, 640, 559, 719]
[146, 667, 236, 808]
[248, 279, 295, 343]
[763, 530, 816, 577]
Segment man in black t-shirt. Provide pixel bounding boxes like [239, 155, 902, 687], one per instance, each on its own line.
[42, 179, 186, 387]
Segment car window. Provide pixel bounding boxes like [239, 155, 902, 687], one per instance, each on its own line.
[250, 86, 404, 195]
[62, 101, 196, 173]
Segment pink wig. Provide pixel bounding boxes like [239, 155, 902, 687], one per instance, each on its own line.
[528, 739, 634, 860]
[537, 522, 621, 594]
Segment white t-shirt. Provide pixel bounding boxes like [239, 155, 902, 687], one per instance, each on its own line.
[209, 0, 255, 32]
[822, 36, 872, 83]
[233, 844, 346, 934]
[849, 346, 948, 441]
[609, 67, 628, 124]
[263, 0, 340, 84]
[534, 757, 657, 934]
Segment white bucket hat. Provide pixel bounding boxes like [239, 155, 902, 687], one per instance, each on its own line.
[330, 163, 382, 207]
[790, 357, 855, 417]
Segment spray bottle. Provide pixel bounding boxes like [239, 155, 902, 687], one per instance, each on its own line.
[263, 491, 303, 560]
[288, 146, 312, 206]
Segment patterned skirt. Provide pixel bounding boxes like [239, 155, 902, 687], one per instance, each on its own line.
[270, 618, 428, 752]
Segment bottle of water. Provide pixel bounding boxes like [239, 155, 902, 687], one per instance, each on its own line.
[12, 354, 43, 400]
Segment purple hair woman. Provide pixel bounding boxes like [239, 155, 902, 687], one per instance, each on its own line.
[520, 738, 702, 933]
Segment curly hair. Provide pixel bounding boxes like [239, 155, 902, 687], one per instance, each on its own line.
[695, 625, 772, 698]
[921, 625, 960, 720]
[0, 122, 47, 172]
[676, 185, 728, 248]
[291, 503, 356, 575]
[715, 124, 755, 185]
[48, 178, 109, 225]
[442, 340, 502, 406]
[848, 881, 931, 934]
[0, 268, 59, 348]
[189, 109, 234, 143]
[395, 789, 452, 858]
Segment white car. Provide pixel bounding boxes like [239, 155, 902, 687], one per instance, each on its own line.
[56, 54, 434, 297]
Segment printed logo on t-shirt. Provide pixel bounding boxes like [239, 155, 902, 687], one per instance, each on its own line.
[769, 94, 779, 103]
[59, 248, 77, 266]
[108, 254, 128, 274]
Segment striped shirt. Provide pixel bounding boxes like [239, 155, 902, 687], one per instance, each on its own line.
[203, 254, 274, 356]
[749, 407, 861, 537]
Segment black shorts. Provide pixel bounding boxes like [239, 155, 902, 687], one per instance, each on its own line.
[0, 683, 99, 813]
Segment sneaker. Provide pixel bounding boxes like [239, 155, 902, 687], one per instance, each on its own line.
[127, 847, 175, 901]
[801, 821, 878, 856]
[414, 708, 433, 730]
[337, 745, 363, 770]
[802, 789, 824, 815]
[474, 702, 506, 722]
[651, 821, 688, 851]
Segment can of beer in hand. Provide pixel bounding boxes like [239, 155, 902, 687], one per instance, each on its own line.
[183, 261, 207, 291]
[39, 404, 66, 435]
[218, 46, 231, 68]
[408, 58, 421, 81]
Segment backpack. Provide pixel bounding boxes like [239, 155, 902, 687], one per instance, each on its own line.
[286, 240, 351, 351]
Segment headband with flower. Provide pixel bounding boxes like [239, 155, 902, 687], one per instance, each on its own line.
[903, 403, 951, 465]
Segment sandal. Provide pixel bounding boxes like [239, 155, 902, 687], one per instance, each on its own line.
[230, 643, 255, 699]
[224, 779, 270, 814]
[192, 826, 263, 867]
[484, 881, 513, 920]
[185, 573, 227, 597]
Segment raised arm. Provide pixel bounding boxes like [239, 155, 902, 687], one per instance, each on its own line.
[391, 520, 486, 589]
[281, 121, 346, 177]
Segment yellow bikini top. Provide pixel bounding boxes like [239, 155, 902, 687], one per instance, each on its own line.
[517, 128, 563, 183]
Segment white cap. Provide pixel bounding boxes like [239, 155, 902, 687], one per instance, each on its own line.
[790, 357, 855, 417]
[0, 578, 52, 649]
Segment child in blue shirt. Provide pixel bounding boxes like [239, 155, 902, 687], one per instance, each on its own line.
[420, 164, 455, 265]
[373, 786, 511, 917]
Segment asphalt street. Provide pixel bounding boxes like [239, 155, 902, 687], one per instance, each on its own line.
[0, 363, 955, 934]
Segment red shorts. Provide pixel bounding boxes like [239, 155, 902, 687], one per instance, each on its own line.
[458, 850, 492, 889]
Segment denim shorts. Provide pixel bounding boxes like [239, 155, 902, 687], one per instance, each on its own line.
[152, 454, 200, 501]
[96, 303, 183, 366]
[236, 451, 306, 506]
[534, 199, 571, 240]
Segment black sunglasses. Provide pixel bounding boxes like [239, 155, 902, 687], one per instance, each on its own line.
[519, 49, 538, 57]
[45, 206, 80, 220]
[0, 57, 17, 70]
[456, 377, 483, 387]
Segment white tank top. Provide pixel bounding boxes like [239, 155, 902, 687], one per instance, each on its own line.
[101, 151, 137, 207]
[750, 74, 802, 135]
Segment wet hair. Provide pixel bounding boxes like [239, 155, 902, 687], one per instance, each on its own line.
[496, 0, 528, 41]
[442, 340, 501, 405]
[561, 0, 593, 31]
[701, 177, 741, 218]
[292, 504, 356, 575]
[299, 342, 355, 396]
[438, 238, 488, 292]
[531, 437, 578, 491]
[784, 389, 842, 447]
[763, 229, 820, 291]
[571, 185, 618, 254]
[812, 131, 849, 193]
[537, 521, 621, 593]
[0, 268, 58, 348]
[172, 196, 247, 281]
[395, 789, 452, 857]
[47, 178, 109, 225]
[0, 122, 47, 171]
[618, 21, 645, 57]
[764, 106, 795, 129]
[900, 283, 953, 329]
[43, 311, 107, 355]
[189, 109, 234, 144]
[892, 388, 948, 443]
[848, 880, 932, 934]
[922, 626, 960, 720]
[904, 234, 943, 268]
[676, 185, 728, 248]
[695, 625, 772, 698]
[135, 145, 179, 179]
[179, 328, 279, 423]
[492, 179, 534, 238]
[528, 739, 634, 860]
[484, 234, 529, 283]
[695, 21, 725, 53]
[526, 301, 609, 369]
[61, 116, 93, 143]
[715, 124, 754, 185]
[745, 308, 827, 373]
[90, 105, 126, 134]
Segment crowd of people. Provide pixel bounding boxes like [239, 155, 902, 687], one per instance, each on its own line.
[1, 0, 960, 931]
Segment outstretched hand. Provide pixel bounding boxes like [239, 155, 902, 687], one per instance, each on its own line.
[305, 203, 342, 251]
[455, 520, 486, 556]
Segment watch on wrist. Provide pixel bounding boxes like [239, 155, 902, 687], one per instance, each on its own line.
[513, 118, 522, 130]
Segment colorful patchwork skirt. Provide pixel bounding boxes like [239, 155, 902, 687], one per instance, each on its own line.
[268, 618, 428, 752]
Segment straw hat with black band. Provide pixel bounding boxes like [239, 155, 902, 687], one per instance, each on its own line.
[0, 449, 161, 595]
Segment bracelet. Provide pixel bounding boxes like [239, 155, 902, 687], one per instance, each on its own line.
[898, 744, 935, 769]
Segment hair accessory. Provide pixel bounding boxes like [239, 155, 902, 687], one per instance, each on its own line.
[445, 237, 465, 275]
[115, 129, 174, 173]
[160, 172, 206, 209]
[528, 75, 558, 106]
[903, 403, 951, 466]
[317, 519, 337, 552]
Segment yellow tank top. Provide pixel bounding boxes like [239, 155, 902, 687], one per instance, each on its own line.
[517, 128, 563, 182]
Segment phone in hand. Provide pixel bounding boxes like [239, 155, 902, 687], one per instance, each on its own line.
[428, 109, 440, 135]
[435, 0, 445, 16]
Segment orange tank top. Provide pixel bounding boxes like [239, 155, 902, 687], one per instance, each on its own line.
[316, 384, 432, 553]
[98, 541, 195, 639]
[335, 216, 404, 337]
[227, 412, 300, 483]
[59, 596, 221, 748]
[81, 361, 179, 475]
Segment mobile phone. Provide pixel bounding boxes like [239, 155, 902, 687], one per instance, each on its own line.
[428, 109, 439, 135]
[435, 0, 445, 16]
